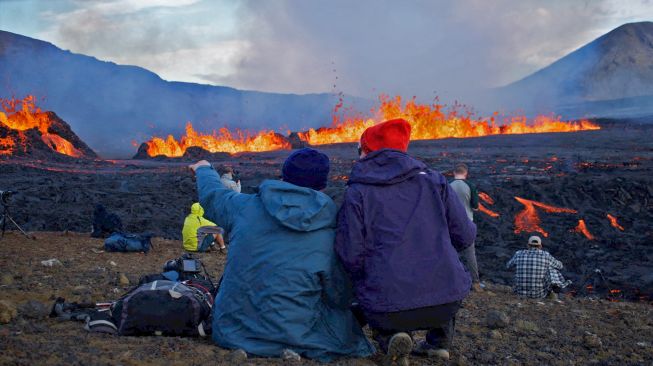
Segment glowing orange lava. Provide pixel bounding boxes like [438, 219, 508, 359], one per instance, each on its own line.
[478, 192, 499, 217]
[479, 192, 495, 205]
[298, 95, 600, 145]
[144, 122, 291, 157]
[606, 214, 625, 231]
[572, 219, 595, 240]
[0, 95, 82, 157]
[479, 203, 500, 218]
[514, 197, 577, 237]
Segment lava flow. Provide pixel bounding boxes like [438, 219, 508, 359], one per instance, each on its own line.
[606, 214, 625, 231]
[514, 197, 577, 237]
[0, 96, 82, 157]
[478, 192, 500, 217]
[298, 95, 600, 146]
[572, 219, 595, 240]
[144, 122, 291, 157]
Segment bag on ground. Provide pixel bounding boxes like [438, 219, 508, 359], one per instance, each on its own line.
[86, 280, 213, 337]
[104, 232, 153, 253]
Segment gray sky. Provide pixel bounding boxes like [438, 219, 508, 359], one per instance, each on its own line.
[1, 0, 652, 100]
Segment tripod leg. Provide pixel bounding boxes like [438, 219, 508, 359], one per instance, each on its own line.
[6, 215, 32, 239]
[0, 214, 5, 238]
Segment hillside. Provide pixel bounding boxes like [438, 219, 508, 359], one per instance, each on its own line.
[0, 31, 370, 158]
[495, 22, 653, 118]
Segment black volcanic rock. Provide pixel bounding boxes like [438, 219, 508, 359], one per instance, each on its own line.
[132, 143, 151, 160]
[182, 146, 230, 161]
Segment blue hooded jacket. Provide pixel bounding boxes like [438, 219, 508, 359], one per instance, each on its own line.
[195, 166, 374, 362]
[335, 149, 476, 313]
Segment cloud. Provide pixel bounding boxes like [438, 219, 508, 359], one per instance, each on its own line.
[31, 0, 653, 103]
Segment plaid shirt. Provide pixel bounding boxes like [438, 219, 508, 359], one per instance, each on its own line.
[506, 249, 568, 298]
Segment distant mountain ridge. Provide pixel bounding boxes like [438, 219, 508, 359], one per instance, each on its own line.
[495, 22, 653, 118]
[0, 31, 370, 158]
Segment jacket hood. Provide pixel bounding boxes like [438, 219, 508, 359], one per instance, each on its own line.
[190, 202, 204, 216]
[259, 180, 336, 232]
[349, 149, 427, 185]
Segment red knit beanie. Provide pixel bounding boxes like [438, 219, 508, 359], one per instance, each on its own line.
[360, 118, 412, 153]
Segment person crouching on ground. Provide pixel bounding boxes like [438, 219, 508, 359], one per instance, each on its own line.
[182, 202, 226, 253]
[335, 119, 477, 365]
[449, 163, 483, 292]
[188, 149, 374, 362]
[506, 236, 571, 299]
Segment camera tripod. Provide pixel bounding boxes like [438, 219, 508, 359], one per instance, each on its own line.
[0, 202, 32, 239]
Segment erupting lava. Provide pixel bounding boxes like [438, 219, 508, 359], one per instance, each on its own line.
[572, 219, 595, 240]
[513, 197, 577, 237]
[606, 214, 625, 231]
[0, 96, 82, 157]
[141, 94, 600, 156]
[298, 95, 600, 146]
[144, 122, 291, 157]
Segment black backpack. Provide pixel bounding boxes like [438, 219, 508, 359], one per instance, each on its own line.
[86, 280, 213, 337]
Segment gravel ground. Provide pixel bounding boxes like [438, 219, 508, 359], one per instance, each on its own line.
[0, 232, 651, 365]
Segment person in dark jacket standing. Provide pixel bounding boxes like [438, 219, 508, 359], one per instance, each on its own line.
[335, 118, 477, 365]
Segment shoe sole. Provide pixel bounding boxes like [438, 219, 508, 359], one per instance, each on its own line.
[384, 332, 412, 366]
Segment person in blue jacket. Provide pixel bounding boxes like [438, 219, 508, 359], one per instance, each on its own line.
[335, 118, 477, 365]
[188, 148, 374, 362]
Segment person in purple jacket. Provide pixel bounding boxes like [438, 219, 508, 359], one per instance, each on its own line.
[335, 118, 477, 365]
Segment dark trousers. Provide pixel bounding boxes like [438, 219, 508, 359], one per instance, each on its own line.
[353, 301, 460, 351]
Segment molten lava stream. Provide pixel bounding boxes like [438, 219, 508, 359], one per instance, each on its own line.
[606, 214, 625, 231]
[479, 192, 495, 205]
[144, 122, 291, 157]
[572, 219, 595, 240]
[478, 203, 500, 218]
[298, 95, 600, 146]
[514, 197, 577, 237]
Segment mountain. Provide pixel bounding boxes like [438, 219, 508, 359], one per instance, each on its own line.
[0, 31, 370, 158]
[494, 22, 653, 118]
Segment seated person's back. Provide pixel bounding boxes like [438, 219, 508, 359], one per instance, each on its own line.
[182, 203, 224, 252]
[189, 149, 373, 362]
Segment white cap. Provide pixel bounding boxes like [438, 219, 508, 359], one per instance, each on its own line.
[528, 236, 542, 246]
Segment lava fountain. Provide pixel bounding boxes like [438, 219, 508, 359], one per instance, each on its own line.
[143, 122, 291, 157]
[298, 95, 600, 146]
[140, 94, 600, 157]
[0, 96, 83, 157]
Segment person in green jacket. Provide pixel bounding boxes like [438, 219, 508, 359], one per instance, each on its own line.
[188, 148, 374, 362]
[182, 202, 226, 252]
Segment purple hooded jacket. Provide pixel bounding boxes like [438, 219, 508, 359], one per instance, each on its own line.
[335, 149, 477, 313]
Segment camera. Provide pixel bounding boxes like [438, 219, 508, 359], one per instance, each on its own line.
[0, 190, 13, 206]
[163, 253, 202, 274]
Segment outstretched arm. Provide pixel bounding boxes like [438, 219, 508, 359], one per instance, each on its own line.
[191, 161, 249, 233]
[548, 253, 564, 270]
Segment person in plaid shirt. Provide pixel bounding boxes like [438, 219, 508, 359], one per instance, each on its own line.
[506, 236, 571, 298]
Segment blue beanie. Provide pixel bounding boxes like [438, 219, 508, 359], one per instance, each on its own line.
[282, 148, 330, 191]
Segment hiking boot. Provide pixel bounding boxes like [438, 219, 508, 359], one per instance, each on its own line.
[384, 332, 413, 366]
[413, 340, 450, 360]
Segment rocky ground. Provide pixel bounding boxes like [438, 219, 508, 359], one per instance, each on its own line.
[0, 232, 651, 365]
[1, 124, 652, 299]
